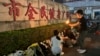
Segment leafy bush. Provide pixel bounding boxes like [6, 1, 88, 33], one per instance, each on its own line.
[0, 23, 68, 55]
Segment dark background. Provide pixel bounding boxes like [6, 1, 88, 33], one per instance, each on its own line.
[51, 0, 100, 3]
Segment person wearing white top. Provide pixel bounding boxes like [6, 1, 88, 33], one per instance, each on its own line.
[51, 30, 63, 56]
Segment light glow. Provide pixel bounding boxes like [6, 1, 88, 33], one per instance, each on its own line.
[65, 19, 70, 24]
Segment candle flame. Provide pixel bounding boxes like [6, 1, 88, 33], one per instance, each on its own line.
[65, 19, 70, 24]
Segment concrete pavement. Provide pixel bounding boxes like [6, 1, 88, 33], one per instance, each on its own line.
[62, 29, 100, 56]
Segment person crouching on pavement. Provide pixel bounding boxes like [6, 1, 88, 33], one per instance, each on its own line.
[51, 30, 63, 56]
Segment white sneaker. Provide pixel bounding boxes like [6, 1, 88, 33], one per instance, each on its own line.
[69, 45, 73, 48]
[61, 52, 64, 55]
[77, 49, 86, 54]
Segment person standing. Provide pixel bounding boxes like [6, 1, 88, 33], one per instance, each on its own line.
[51, 30, 63, 56]
[68, 9, 87, 53]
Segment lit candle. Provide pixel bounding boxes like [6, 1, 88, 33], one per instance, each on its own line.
[65, 19, 70, 24]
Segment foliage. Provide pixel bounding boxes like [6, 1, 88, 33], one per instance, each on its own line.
[0, 23, 68, 55]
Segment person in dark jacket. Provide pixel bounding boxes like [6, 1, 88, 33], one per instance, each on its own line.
[68, 9, 87, 53]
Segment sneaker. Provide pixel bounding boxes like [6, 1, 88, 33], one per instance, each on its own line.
[61, 52, 64, 55]
[77, 49, 86, 54]
[69, 45, 73, 48]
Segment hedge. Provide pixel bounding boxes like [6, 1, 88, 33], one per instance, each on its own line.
[0, 23, 68, 55]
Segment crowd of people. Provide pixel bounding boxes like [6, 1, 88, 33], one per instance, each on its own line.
[6, 9, 88, 56]
[50, 9, 88, 56]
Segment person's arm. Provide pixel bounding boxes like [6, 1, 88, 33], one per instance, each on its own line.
[68, 21, 80, 27]
[63, 36, 69, 40]
[50, 39, 53, 47]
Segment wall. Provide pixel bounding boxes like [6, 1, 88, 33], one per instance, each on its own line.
[0, 0, 68, 32]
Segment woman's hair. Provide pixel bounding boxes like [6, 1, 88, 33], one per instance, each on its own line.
[53, 30, 59, 36]
[63, 28, 71, 37]
[53, 30, 60, 40]
[76, 9, 84, 15]
[63, 28, 76, 40]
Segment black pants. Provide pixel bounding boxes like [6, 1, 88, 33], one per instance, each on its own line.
[77, 30, 87, 49]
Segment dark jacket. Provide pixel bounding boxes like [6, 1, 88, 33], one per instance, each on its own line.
[79, 17, 87, 32]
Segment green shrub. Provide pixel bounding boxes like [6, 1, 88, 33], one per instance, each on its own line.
[0, 23, 68, 55]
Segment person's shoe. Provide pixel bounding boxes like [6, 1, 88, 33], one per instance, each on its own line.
[77, 49, 86, 54]
[69, 45, 73, 48]
[61, 52, 64, 55]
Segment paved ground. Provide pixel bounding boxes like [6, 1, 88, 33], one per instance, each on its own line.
[62, 26, 100, 56]
[62, 44, 100, 56]
[47, 25, 100, 56]
[63, 47, 83, 56]
[49, 33, 100, 56]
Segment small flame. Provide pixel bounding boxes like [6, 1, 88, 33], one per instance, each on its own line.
[65, 19, 70, 24]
